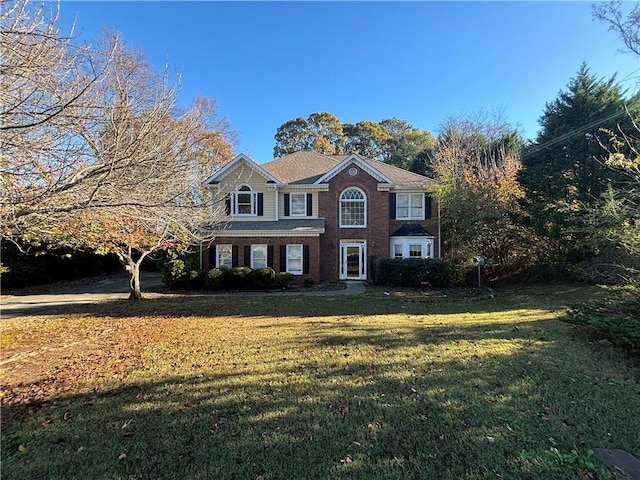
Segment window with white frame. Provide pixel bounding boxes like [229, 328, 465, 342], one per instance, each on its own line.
[234, 185, 256, 216]
[290, 193, 306, 216]
[216, 244, 232, 269]
[251, 244, 267, 269]
[340, 187, 366, 227]
[409, 244, 423, 258]
[396, 194, 424, 220]
[390, 238, 433, 259]
[286, 245, 303, 275]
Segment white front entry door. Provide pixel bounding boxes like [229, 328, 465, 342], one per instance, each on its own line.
[340, 241, 366, 280]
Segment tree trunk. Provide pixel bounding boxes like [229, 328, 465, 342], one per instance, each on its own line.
[129, 261, 142, 301]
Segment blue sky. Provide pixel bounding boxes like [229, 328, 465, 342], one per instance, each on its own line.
[59, 1, 638, 163]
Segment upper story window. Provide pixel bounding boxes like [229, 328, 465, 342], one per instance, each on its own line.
[226, 185, 263, 217]
[340, 187, 366, 228]
[290, 193, 307, 216]
[235, 185, 256, 215]
[396, 193, 424, 220]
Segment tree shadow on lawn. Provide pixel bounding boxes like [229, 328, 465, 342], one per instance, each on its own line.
[6, 283, 601, 321]
[3, 315, 638, 480]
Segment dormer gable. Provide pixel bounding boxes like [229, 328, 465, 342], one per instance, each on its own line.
[203, 153, 282, 187]
[314, 153, 395, 186]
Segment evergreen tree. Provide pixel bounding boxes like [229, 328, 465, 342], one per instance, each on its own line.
[518, 64, 638, 263]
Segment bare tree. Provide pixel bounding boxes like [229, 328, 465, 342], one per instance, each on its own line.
[1, 1, 236, 299]
[593, 0, 640, 56]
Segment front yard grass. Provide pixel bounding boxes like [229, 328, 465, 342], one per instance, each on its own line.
[2, 285, 639, 479]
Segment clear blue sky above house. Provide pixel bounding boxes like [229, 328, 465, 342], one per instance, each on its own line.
[59, 1, 639, 163]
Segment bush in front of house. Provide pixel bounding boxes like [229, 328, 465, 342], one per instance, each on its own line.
[252, 267, 276, 289]
[377, 258, 455, 288]
[158, 248, 199, 288]
[229, 266, 253, 290]
[204, 268, 229, 291]
[186, 270, 206, 290]
[274, 272, 295, 289]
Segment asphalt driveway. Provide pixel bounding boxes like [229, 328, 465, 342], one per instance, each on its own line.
[1, 272, 165, 319]
[1, 274, 365, 319]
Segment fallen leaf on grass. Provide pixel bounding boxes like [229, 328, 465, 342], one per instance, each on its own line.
[118, 452, 127, 461]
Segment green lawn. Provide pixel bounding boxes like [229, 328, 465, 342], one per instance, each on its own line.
[2, 285, 639, 479]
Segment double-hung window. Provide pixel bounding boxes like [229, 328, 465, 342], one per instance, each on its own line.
[234, 185, 256, 216]
[286, 245, 303, 275]
[251, 245, 268, 269]
[390, 238, 433, 259]
[340, 188, 366, 227]
[216, 244, 232, 269]
[290, 193, 306, 216]
[396, 194, 424, 220]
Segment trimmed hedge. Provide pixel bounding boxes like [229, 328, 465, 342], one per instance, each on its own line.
[274, 272, 295, 289]
[377, 258, 455, 288]
[252, 267, 276, 289]
[204, 268, 229, 291]
[229, 266, 253, 290]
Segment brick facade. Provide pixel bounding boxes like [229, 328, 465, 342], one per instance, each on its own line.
[206, 236, 321, 285]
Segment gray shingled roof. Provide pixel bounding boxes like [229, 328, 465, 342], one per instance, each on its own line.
[261, 151, 434, 186]
[216, 219, 325, 233]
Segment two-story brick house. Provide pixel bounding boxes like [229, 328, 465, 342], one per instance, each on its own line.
[202, 151, 439, 284]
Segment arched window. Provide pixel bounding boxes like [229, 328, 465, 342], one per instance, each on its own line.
[340, 187, 366, 227]
[235, 184, 256, 215]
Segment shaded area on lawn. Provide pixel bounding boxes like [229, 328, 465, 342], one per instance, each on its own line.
[2, 291, 639, 479]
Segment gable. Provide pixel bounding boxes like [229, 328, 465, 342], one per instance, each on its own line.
[203, 153, 281, 187]
[314, 154, 394, 185]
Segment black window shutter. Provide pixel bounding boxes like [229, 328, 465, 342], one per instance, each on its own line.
[209, 246, 216, 270]
[244, 246, 251, 267]
[280, 245, 287, 272]
[389, 193, 396, 219]
[306, 193, 313, 216]
[257, 193, 264, 216]
[303, 245, 310, 274]
[225, 195, 231, 215]
[232, 246, 239, 267]
[425, 195, 432, 219]
[267, 246, 274, 268]
[284, 194, 290, 216]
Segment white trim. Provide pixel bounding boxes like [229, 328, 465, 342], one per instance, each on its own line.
[314, 154, 395, 185]
[216, 244, 233, 269]
[340, 240, 367, 280]
[389, 237, 435, 259]
[289, 192, 307, 216]
[250, 244, 268, 269]
[339, 187, 367, 228]
[395, 193, 425, 220]
[233, 184, 257, 216]
[202, 154, 282, 186]
[286, 244, 303, 275]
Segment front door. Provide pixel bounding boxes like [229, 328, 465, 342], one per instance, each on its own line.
[340, 241, 366, 280]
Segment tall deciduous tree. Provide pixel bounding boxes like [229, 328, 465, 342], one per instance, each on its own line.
[379, 118, 435, 170]
[430, 113, 526, 266]
[518, 64, 638, 264]
[273, 112, 344, 158]
[273, 112, 434, 169]
[1, 3, 235, 299]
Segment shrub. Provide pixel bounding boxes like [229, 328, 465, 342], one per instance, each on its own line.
[205, 268, 229, 291]
[303, 278, 314, 288]
[274, 272, 294, 289]
[229, 266, 252, 290]
[252, 267, 276, 289]
[186, 270, 205, 290]
[377, 258, 455, 288]
[158, 249, 199, 288]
